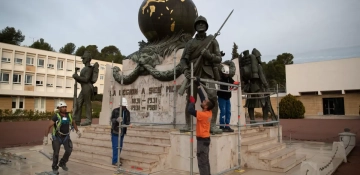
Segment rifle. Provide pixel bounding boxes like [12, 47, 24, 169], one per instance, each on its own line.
[178, 9, 234, 96]
[73, 56, 80, 119]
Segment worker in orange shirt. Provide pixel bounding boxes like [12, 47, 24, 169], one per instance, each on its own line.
[187, 77, 215, 175]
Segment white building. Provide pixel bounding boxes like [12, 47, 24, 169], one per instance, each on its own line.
[286, 57, 360, 116]
[0, 42, 122, 112]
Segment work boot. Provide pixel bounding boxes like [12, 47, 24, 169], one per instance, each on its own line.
[210, 126, 223, 134]
[180, 125, 191, 133]
[80, 119, 92, 126]
[58, 162, 68, 171]
[52, 166, 59, 175]
[223, 127, 234, 132]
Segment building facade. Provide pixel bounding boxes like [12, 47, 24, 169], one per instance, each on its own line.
[0, 42, 122, 113]
[286, 57, 360, 116]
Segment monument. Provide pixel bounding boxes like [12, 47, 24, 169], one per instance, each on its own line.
[239, 48, 277, 125]
[99, 0, 244, 128]
[73, 51, 99, 126]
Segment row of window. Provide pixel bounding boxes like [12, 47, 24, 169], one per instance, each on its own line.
[0, 72, 104, 86]
[11, 96, 65, 112]
[2, 57, 107, 70]
[2, 57, 67, 70]
[1, 72, 32, 84]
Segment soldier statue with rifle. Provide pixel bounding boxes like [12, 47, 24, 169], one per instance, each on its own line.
[239, 48, 277, 126]
[179, 11, 233, 134]
[72, 51, 99, 126]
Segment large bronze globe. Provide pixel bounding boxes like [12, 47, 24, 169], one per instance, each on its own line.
[138, 0, 198, 42]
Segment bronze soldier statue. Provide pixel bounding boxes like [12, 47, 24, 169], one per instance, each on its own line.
[240, 48, 277, 126]
[179, 16, 223, 134]
[72, 51, 99, 126]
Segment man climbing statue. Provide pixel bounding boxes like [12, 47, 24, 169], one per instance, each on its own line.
[179, 15, 223, 134]
[72, 51, 99, 126]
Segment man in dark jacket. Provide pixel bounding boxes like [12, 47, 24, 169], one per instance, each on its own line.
[110, 97, 130, 166]
[217, 65, 239, 132]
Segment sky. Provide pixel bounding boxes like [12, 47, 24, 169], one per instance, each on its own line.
[1, 0, 360, 63]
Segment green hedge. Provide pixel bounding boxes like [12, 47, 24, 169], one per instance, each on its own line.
[279, 94, 305, 119]
[0, 101, 102, 122]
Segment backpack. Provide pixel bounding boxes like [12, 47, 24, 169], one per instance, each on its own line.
[91, 62, 99, 84]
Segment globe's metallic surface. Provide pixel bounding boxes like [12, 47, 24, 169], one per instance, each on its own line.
[138, 0, 198, 42]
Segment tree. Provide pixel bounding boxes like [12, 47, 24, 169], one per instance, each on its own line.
[100, 45, 124, 63]
[30, 38, 54, 51]
[279, 94, 305, 119]
[75, 46, 86, 56]
[59, 43, 76, 54]
[0, 26, 25, 45]
[231, 42, 239, 60]
[85, 45, 100, 59]
[262, 53, 294, 88]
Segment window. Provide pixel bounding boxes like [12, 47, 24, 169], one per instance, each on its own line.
[100, 75, 104, 80]
[35, 98, 45, 111]
[19, 97, 24, 109]
[25, 75, 33, 85]
[12, 97, 16, 108]
[13, 74, 21, 84]
[1, 57, 10, 63]
[0, 72, 10, 83]
[38, 59, 44, 67]
[47, 64, 54, 69]
[66, 79, 73, 88]
[15, 58, 22, 64]
[11, 96, 24, 110]
[100, 65, 105, 70]
[323, 98, 345, 115]
[26, 57, 34, 65]
[57, 60, 64, 70]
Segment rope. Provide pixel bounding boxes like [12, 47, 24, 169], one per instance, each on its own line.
[319, 145, 338, 171]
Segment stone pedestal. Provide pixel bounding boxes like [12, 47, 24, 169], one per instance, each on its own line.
[168, 131, 239, 174]
[99, 49, 245, 128]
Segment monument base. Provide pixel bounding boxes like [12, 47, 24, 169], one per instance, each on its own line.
[169, 131, 238, 174]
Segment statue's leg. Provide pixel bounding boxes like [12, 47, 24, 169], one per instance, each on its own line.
[205, 83, 222, 135]
[74, 91, 84, 125]
[180, 85, 198, 132]
[262, 102, 273, 127]
[248, 108, 255, 124]
[80, 87, 93, 126]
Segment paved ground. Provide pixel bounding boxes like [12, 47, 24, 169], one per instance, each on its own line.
[0, 140, 349, 175]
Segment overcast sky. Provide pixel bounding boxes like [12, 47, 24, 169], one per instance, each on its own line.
[1, 0, 360, 62]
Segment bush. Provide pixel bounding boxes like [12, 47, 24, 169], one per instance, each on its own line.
[279, 94, 305, 119]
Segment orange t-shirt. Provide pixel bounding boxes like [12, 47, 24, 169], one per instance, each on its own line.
[196, 110, 212, 138]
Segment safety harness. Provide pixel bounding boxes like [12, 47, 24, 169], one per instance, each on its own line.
[52, 113, 73, 144]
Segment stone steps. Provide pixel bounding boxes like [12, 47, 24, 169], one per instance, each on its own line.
[240, 126, 306, 173]
[241, 137, 278, 151]
[259, 147, 297, 165]
[66, 125, 172, 174]
[271, 154, 306, 173]
[83, 130, 171, 145]
[248, 143, 287, 157]
[241, 132, 268, 143]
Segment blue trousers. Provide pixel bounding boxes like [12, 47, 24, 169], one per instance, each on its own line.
[218, 97, 231, 128]
[111, 133, 124, 164]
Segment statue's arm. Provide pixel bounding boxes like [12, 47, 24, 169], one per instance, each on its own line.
[203, 39, 222, 64]
[180, 42, 191, 72]
[210, 39, 222, 64]
[75, 68, 92, 83]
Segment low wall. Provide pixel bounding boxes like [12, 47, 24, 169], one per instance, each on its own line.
[281, 119, 360, 144]
[0, 118, 99, 148]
